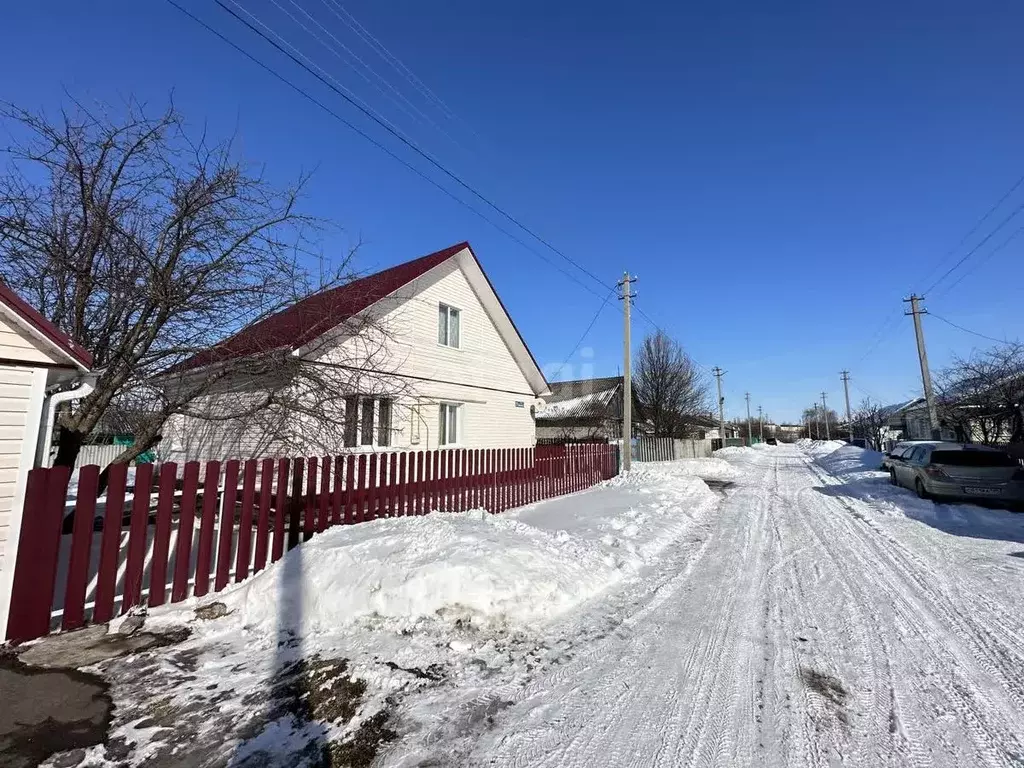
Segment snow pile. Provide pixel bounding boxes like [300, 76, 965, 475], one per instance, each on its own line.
[204, 462, 718, 637]
[223, 510, 619, 634]
[799, 439, 848, 458]
[668, 457, 742, 483]
[714, 445, 754, 457]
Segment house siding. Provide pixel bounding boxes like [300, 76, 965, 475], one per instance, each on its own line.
[166, 259, 541, 460]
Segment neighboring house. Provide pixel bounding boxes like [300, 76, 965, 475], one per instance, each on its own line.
[777, 424, 804, 442]
[0, 283, 92, 632]
[535, 376, 624, 443]
[163, 242, 551, 460]
[880, 397, 958, 443]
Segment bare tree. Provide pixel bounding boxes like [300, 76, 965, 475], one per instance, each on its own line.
[632, 330, 711, 438]
[0, 98, 367, 468]
[851, 398, 887, 448]
[801, 406, 840, 440]
[935, 342, 1024, 445]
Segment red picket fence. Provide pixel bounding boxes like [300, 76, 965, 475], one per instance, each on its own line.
[5, 442, 618, 642]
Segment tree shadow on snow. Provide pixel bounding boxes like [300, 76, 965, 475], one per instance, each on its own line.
[812, 482, 1024, 545]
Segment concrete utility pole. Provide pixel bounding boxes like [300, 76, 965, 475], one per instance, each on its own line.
[619, 273, 636, 471]
[904, 294, 941, 440]
[821, 392, 831, 440]
[713, 367, 726, 445]
[758, 405, 764, 440]
[745, 392, 752, 446]
[840, 370, 853, 443]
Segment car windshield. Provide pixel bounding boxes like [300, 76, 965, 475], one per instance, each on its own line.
[930, 450, 1019, 468]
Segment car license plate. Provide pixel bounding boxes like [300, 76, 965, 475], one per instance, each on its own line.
[964, 487, 1000, 496]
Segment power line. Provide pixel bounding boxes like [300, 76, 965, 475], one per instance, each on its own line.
[549, 287, 616, 381]
[932, 225, 1024, 301]
[923, 197, 1024, 295]
[212, 0, 613, 295]
[918, 170, 1024, 293]
[928, 313, 1011, 345]
[165, 0, 608, 301]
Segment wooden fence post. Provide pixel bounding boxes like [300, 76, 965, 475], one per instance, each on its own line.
[123, 462, 154, 613]
[93, 463, 128, 623]
[215, 460, 240, 592]
[234, 460, 257, 583]
[195, 461, 222, 596]
[173, 462, 201, 600]
[5, 466, 69, 642]
[148, 463, 178, 607]
[272, 459, 289, 562]
[253, 459, 274, 573]
[61, 464, 99, 630]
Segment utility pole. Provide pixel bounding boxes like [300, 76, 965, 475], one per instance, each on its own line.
[904, 294, 941, 440]
[713, 367, 726, 446]
[758, 405, 764, 440]
[745, 392, 752, 446]
[840, 370, 853, 443]
[619, 273, 636, 471]
[821, 392, 831, 440]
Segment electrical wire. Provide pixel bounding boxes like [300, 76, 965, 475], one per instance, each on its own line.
[165, 0, 609, 302]
[923, 198, 1024, 295]
[212, 0, 614, 295]
[928, 313, 1012, 345]
[548, 287, 617, 381]
[917, 170, 1024, 293]
[932, 225, 1024, 301]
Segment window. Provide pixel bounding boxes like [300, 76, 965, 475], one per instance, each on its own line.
[410, 402, 421, 444]
[343, 395, 359, 448]
[439, 403, 460, 446]
[344, 396, 393, 448]
[438, 303, 461, 348]
[377, 399, 392, 447]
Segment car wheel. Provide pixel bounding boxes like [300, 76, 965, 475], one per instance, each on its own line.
[915, 478, 930, 500]
[889, 468, 897, 486]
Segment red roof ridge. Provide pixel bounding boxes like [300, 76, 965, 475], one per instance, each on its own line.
[174, 242, 470, 373]
[0, 282, 93, 368]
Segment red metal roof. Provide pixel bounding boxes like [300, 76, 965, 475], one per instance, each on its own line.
[0, 282, 93, 368]
[176, 242, 470, 372]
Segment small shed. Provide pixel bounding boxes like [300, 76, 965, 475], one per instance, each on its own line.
[0, 283, 92, 630]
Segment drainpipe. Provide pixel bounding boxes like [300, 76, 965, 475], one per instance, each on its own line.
[36, 374, 97, 467]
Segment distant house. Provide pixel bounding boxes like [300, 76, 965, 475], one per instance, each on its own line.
[0, 283, 92, 632]
[164, 242, 551, 459]
[535, 376, 624, 443]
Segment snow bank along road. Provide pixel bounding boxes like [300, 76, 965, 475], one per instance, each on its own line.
[467, 443, 1024, 768]
[30, 445, 1024, 766]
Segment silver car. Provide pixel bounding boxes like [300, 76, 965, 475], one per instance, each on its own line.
[880, 440, 939, 473]
[889, 442, 1024, 506]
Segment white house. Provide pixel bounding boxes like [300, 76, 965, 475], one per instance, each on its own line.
[0, 283, 92, 631]
[164, 242, 552, 460]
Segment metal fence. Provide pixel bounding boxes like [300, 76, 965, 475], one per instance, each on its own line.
[632, 437, 714, 462]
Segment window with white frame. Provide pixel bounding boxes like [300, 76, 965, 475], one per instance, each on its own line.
[438, 402, 460, 446]
[343, 396, 393, 448]
[438, 303, 461, 348]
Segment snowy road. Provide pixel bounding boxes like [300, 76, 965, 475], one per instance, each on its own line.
[463, 445, 1024, 767]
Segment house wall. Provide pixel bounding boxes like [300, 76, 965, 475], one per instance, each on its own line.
[166, 259, 541, 461]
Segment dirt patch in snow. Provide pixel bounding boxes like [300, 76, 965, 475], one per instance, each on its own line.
[800, 666, 850, 726]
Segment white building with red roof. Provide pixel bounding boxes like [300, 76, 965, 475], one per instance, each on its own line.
[164, 242, 552, 460]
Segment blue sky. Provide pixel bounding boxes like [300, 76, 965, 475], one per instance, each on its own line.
[3, 1, 1022, 422]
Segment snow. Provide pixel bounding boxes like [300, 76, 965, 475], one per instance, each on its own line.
[77, 461, 719, 766]
[55, 445, 1024, 767]
[713, 445, 754, 457]
[534, 388, 615, 419]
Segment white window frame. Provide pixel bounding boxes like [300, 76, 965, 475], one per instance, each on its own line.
[438, 402, 462, 447]
[438, 303, 461, 349]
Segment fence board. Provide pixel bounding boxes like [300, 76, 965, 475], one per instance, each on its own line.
[288, 457, 303, 551]
[272, 459, 289, 562]
[172, 462, 201, 601]
[215, 460, 240, 593]
[331, 456, 344, 526]
[355, 455, 367, 523]
[93, 464, 128, 623]
[367, 454, 379, 521]
[5, 467, 69, 641]
[317, 456, 331, 533]
[122, 463, 153, 614]
[194, 461, 221, 597]
[235, 460, 257, 584]
[253, 459, 274, 573]
[345, 455, 356, 524]
[147, 463, 177, 608]
[303, 457, 317, 541]
[62, 464, 99, 630]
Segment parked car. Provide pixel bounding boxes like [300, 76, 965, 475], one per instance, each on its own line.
[880, 441, 937, 473]
[766, 437, 778, 446]
[889, 442, 1024, 506]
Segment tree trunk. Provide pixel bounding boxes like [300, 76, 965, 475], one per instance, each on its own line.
[52, 426, 84, 470]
